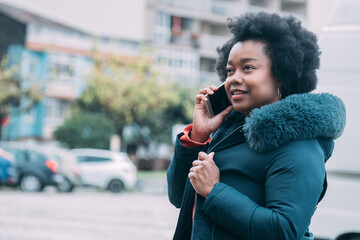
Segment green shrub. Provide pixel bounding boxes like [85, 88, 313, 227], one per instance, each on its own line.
[54, 111, 115, 149]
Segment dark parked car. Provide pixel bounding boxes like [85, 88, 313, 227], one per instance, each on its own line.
[40, 146, 81, 192]
[0, 142, 64, 192]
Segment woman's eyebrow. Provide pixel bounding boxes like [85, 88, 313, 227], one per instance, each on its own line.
[240, 58, 259, 63]
[227, 58, 259, 65]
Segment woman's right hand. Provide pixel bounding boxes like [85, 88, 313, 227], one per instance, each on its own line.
[191, 85, 233, 143]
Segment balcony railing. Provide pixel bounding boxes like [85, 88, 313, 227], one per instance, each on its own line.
[158, 0, 305, 22]
[46, 81, 77, 100]
[198, 33, 229, 52]
[199, 71, 221, 86]
[158, 0, 267, 18]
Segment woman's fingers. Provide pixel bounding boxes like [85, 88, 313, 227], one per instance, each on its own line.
[198, 151, 210, 161]
[192, 160, 202, 166]
[196, 85, 223, 104]
[189, 152, 220, 198]
[209, 85, 219, 91]
[199, 85, 218, 95]
[189, 166, 200, 174]
[190, 159, 205, 174]
[199, 88, 212, 95]
[195, 94, 208, 104]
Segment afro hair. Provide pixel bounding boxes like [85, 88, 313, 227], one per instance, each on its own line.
[215, 12, 321, 98]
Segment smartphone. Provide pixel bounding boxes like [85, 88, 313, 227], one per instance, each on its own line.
[205, 83, 232, 118]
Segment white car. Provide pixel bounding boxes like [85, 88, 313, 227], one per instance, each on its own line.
[72, 148, 137, 193]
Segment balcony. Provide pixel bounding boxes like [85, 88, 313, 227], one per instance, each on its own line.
[158, 0, 268, 20]
[199, 71, 221, 86]
[170, 30, 197, 47]
[198, 33, 229, 56]
[157, 0, 305, 23]
[45, 80, 77, 101]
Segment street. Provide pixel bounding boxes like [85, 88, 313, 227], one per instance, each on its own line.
[0, 186, 179, 240]
[1, 173, 360, 240]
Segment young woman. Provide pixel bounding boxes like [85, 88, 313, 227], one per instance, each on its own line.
[167, 12, 346, 240]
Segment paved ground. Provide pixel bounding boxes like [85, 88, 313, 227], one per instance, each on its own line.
[3, 173, 359, 240]
[0, 180, 179, 240]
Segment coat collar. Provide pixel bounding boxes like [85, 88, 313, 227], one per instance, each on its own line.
[241, 93, 346, 153]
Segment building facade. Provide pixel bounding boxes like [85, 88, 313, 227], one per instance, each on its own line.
[0, 0, 308, 142]
[0, 2, 140, 141]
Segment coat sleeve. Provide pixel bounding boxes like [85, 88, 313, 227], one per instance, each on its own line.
[167, 133, 209, 208]
[201, 140, 326, 239]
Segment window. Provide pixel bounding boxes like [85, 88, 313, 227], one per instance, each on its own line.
[46, 98, 67, 120]
[156, 48, 200, 85]
[154, 12, 171, 44]
[76, 156, 87, 163]
[49, 62, 75, 79]
[27, 151, 47, 164]
[48, 54, 76, 84]
[3, 148, 26, 164]
[77, 156, 112, 163]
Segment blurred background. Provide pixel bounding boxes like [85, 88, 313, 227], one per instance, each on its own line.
[0, 0, 359, 239]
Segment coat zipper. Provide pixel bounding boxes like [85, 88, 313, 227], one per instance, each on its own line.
[191, 193, 197, 239]
[191, 124, 243, 239]
[207, 125, 243, 153]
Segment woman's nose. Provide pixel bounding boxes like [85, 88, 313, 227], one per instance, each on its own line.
[228, 72, 244, 85]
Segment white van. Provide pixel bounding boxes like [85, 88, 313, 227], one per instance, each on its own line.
[310, 0, 360, 239]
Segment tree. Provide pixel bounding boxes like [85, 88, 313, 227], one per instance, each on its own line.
[53, 111, 115, 149]
[141, 83, 196, 143]
[79, 46, 195, 148]
[0, 56, 42, 139]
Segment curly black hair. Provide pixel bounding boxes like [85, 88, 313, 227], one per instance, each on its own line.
[215, 12, 321, 98]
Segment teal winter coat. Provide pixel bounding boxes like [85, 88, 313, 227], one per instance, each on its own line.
[167, 93, 346, 240]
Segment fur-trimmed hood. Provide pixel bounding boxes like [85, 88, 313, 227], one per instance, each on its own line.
[241, 93, 346, 153]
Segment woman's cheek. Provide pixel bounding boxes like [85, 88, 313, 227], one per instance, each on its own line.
[224, 81, 232, 102]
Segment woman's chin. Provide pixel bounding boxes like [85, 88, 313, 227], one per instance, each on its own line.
[232, 105, 250, 116]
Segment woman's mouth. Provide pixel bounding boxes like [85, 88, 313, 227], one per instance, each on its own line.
[231, 90, 248, 100]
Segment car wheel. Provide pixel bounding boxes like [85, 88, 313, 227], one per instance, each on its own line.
[337, 234, 360, 240]
[56, 178, 74, 193]
[345, 236, 360, 240]
[20, 175, 43, 192]
[108, 179, 125, 193]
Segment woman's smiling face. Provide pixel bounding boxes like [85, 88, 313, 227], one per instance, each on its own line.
[224, 40, 280, 116]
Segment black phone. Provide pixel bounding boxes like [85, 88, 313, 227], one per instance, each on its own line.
[205, 83, 231, 118]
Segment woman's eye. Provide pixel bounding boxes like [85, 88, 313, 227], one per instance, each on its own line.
[243, 65, 254, 71]
[226, 68, 234, 75]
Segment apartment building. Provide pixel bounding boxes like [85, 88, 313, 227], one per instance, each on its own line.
[151, 0, 306, 87]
